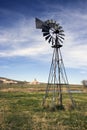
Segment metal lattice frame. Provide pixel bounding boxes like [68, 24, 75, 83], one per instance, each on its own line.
[42, 48, 75, 108]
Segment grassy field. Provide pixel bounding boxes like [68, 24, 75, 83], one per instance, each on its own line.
[0, 84, 87, 130]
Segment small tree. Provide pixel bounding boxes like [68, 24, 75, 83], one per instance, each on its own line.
[82, 80, 87, 88]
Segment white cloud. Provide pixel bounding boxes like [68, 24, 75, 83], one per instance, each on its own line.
[0, 7, 87, 70]
[0, 41, 51, 57]
[0, 17, 52, 58]
[62, 43, 87, 68]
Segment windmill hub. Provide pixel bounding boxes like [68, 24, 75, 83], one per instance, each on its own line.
[53, 29, 59, 34]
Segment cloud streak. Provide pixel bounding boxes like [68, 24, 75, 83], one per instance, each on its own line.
[0, 6, 87, 70]
[0, 43, 51, 57]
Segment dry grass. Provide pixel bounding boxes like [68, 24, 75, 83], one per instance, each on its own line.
[0, 84, 87, 130]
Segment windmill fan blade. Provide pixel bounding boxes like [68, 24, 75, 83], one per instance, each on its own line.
[58, 26, 62, 30]
[48, 37, 52, 43]
[58, 35, 64, 40]
[52, 38, 54, 45]
[59, 33, 65, 36]
[45, 35, 51, 40]
[43, 32, 50, 37]
[58, 37, 63, 43]
[59, 30, 64, 33]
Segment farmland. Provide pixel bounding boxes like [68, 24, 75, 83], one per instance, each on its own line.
[0, 83, 87, 130]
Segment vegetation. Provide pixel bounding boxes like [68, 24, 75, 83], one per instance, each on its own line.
[82, 80, 87, 88]
[0, 84, 87, 130]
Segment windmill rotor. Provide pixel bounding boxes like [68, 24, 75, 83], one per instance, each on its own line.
[35, 18, 65, 48]
[42, 21, 65, 47]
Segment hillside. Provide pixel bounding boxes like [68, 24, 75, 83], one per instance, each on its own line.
[0, 77, 25, 84]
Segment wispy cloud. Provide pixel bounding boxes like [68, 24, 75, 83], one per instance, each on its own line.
[0, 16, 51, 57]
[0, 6, 87, 70]
[0, 43, 51, 57]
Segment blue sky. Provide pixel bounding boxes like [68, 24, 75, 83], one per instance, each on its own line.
[0, 0, 87, 84]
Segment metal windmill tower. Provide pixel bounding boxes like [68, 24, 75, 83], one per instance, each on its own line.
[35, 18, 75, 109]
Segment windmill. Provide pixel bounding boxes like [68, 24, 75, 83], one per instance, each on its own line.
[35, 18, 75, 110]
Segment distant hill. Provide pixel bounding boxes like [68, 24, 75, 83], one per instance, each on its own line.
[0, 77, 28, 84]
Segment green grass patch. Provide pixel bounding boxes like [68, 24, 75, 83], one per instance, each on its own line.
[0, 90, 87, 130]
